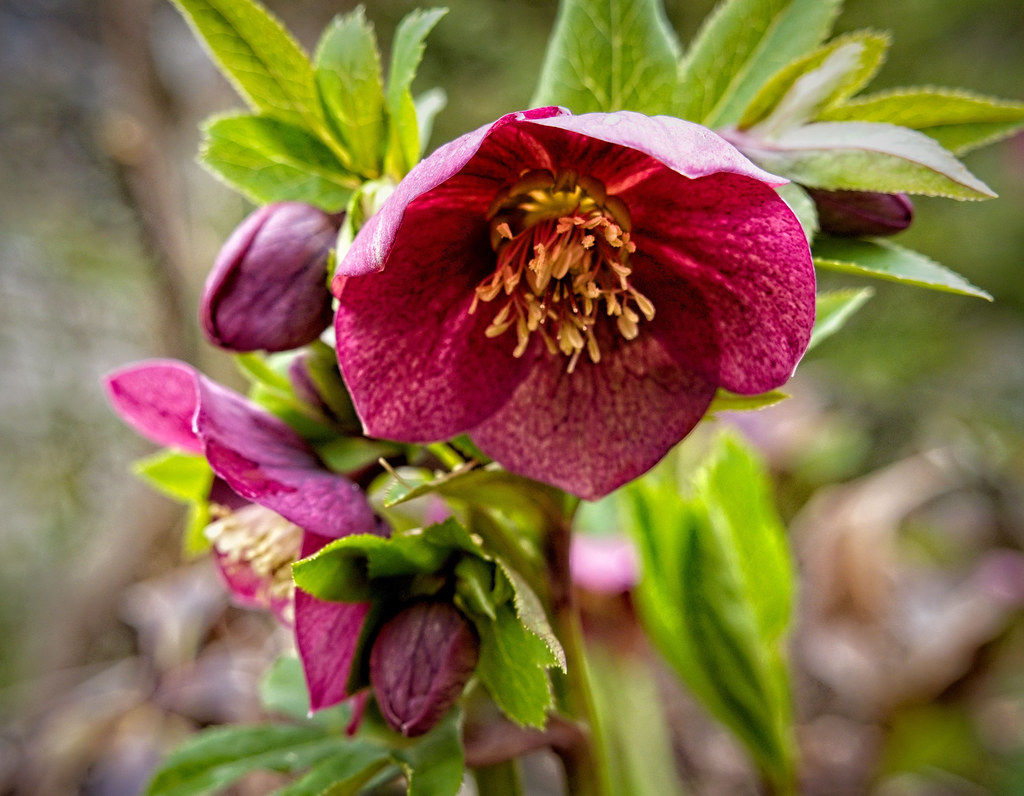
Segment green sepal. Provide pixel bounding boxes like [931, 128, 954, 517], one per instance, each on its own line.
[314, 7, 386, 178]
[531, 0, 681, 115]
[739, 31, 891, 132]
[200, 113, 358, 211]
[677, 0, 842, 127]
[813, 238, 992, 300]
[707, 389, 789, 415]
[808, 287, 874, 351]
[820, 87, 1024, 155]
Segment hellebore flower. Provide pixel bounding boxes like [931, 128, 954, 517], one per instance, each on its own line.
[105, 360, 379, 708]
[201, 202, 340, 352]
[333, 108, 816, 499]
[369, 601, 480, 736]
[806, 188, 913, 237]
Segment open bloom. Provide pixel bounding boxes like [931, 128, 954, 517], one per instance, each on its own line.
[105, 361, 378, 709]
[333, 108, 815, 499]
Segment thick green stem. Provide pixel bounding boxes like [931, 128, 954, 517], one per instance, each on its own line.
[544, 515, 612, 796]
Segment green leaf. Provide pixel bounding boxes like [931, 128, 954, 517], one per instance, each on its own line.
[414, 88, 447, 154]
[623, 432, 797, 786]
[133, 450, 213, 504]
[820, 87, 1024, 155]
[169, 0, 326, 137]
[496, 561, 565, 671]
[736, 121, 996, 199]
[707, 389, 788, 414]
[531, 0, 681, 114]
[677, 0, 842, 127]
[235, 351, 293, 393]
[474, 602, 555, 728]
[739, 31, 891, 132]
[145, 724, 348, 796]
[201, 114, 357, 210]
[182, 502, 213, 557]
[392, 708, 465, 796]
[384, 8, 447, 176]
[813, 238, 992, 300]
[314, 8, 386, 177]
[272, 746, 392, 796]
[808, 287, 874, 351]
[259, 655, 312, 721]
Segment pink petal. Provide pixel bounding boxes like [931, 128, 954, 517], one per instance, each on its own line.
[103, 360, 202, 453]
[469, 332, 717, 500]
[624, 170, 815, 393]
[570, 535, 639, 594]
[193, 376, 376, 539]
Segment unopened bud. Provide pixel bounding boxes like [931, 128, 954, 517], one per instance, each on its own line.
[369, 601, 479, 737]
[807, 188, 913, 237]
[201, 202, 341, 352]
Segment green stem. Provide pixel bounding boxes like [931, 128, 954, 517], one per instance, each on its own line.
[472, 760, 523, 796]
[545, 515, 612, 796]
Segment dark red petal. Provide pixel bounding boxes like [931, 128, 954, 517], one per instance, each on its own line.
[103, 359, 202, 453]
[469, 333, 717, 500]
[193, 376, 376, 539]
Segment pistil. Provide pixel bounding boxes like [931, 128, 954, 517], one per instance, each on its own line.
[469, 169, 655, 372]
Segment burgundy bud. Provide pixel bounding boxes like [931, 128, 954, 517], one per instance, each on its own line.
[369, 601, 480, 737]
[201, 202, 341, 352]
[807, 188, 913, 237]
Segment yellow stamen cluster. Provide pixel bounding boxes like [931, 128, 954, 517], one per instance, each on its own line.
[469, 169, 655, 372]
[205, 504, 303, 623]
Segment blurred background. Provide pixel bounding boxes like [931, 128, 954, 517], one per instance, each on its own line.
[1, 0, 1022, 793]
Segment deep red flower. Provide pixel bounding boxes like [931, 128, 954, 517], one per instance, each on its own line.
[332, 108, 815, 499]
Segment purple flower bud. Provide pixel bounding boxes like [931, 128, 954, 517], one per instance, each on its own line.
[807, 188, 913, 237]
[369, 601, 480, 737]
[201, 202, 341, 352]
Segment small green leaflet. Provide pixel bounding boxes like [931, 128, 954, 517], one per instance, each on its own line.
[707, 389, 788, 415]
[531, 0, 681, 115]
[807, 287, 874, 351]
[738, 121, 995, 199]
[133, 450, 214, 556]
[813, 238, 992, 300]
[820, 87, 1024, 155]
[201, 114, 358, 210]
[677, 0, 842, 127]
[391, 708, 465, 796]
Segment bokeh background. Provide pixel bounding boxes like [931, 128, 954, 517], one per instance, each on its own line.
[1, 0, 1023, 793]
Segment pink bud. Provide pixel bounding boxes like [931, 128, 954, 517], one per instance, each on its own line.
[369, 602, 479, 737]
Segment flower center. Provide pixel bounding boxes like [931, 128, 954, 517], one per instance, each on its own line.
[469, 169, 655, 372]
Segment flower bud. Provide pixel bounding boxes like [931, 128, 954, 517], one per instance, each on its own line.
[369, 601, 479, 737]
[201, 202, 340, 352]
[807, 188, 913, 237]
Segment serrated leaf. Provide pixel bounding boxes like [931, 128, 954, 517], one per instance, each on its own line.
[383, 8, 447, 176]
[813, 238, 992, 299]
[820, 87, 1024, 155]
[497, 561, 566, 671]
[272, 746, 392, 796]
[808, 287, 874, 351]
[202, 114, 358, 210]
[736, 121, 996, 199]
[145, 724, 347, 796]
[531, 0, 681, 115]
[624, 432, 797, 786]
[474, 602, 554, 728]
[392, 708, 465, 796]
[314, 8, 386, 177]
[169, 0, 326, 137]
[740, 31, 890, 132]
[677, 0, 842, 127]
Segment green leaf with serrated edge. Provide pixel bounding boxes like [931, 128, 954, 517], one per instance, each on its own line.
[474, 602, 554, 728]
[392, 708, 465, 796]
[272, 746, 392, 796]
[739, 31, 890, 132]
[820, 88, 1024, 155]
[144, 724, 347, 796]
[708, 390, 788, 414]
[202, 114, 357, 210]
[775, 182, 817, 242]
[808, 287, 873, 351]
[314, 8, 386, 177]
[497, 561, 565, 671]
[733, 121, 995, 199]
[169, 0, 334, 149]
[133, 450, 213, 503]
[813, 238, 992, 300]
[383, 8, 447, 177]
[623, 433, 797, 786]
[531, 0, 680, 114]
[677, 0, 841, 127]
